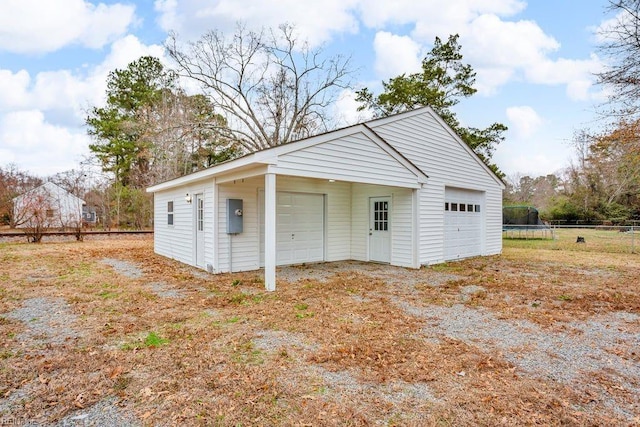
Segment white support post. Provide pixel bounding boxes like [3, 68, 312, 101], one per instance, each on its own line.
[212, 178, 218, 273]
[264, 173, 276, 291]
[412, 188, 420, 268]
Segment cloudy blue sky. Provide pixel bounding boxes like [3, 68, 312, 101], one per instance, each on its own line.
[0, 0, 615, 179]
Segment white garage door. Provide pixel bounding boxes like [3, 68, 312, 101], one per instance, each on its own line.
[260, 192, 325, 266]
[444, 188, 483, 260]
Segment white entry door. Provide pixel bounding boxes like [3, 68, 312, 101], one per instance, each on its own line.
[369, 197, 391, 263]
[195, 193, 205, 267]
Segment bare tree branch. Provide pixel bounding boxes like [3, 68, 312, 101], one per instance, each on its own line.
[166, 23, 353, 151]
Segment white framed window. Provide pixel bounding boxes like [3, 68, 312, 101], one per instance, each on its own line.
[167, 201, 174, 225]
[373, 200, 388, 231]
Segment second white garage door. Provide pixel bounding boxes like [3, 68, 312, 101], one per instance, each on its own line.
[444, 188, 483, 260]
[260, 192, 325, 266]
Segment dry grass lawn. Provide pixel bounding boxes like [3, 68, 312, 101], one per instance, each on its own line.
[1, 236, 639, 426]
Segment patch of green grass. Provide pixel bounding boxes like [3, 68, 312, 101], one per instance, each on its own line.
[558, 294, 573, 301]
[56, 262, 94, 280]
[229, 293, 248, 305]
[0, 350, 15, 359]
[98, 290, 119, 299]
[231, 279, 242, 287]
[226, 316, 241, 324]
[503, 227, 636, 254]
[294, 302, 314, 319]
[228, 292, 264, 306]
[144, 331, 169, 347]
[212, 316, 242, 327]
[427, 262, 467, 273]
[121, 331, 169, 350]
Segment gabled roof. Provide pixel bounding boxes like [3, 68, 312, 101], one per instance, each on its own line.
[13, 181, 86, 204]
[147, 120, 429, 193]
[366, 106, 506, 189]
[147, 105, 504, 192]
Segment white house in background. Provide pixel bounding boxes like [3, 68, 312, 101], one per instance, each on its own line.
[147, 107, 505, 291]
[13, 181, 85, 229]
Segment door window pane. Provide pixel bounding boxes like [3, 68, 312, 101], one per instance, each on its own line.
[373, 200, 388, 231]
[197, 198, 204, 231]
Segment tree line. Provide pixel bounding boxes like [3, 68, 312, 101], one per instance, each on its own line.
[3, 24, 507, 231]
[5, 1, 638, 231]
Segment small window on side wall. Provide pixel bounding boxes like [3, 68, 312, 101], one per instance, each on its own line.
[460, 203, 466, 212]
[475, 204, 481, 213]
[167, 201, 174, 225]
[445, 202, 449, 211]
[451, 203, 458, 212]
[468, 204, 474, 212]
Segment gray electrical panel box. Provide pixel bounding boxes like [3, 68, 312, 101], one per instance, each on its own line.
[227, 199, 243, 234]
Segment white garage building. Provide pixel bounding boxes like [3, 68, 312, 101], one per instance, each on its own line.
[147, 107, 505, 290]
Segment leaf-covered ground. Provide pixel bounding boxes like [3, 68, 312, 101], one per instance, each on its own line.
[0, 237, 639, 426]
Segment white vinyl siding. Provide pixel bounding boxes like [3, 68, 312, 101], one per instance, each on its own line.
[153, 184, 213, 270]
[369, 110, 503, 264]
[275, 132, 421, 188]
[350, 184, 414, 268]
[218, 177, 262, 273]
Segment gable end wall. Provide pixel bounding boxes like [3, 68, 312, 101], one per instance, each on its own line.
[370, 111, 503, 264]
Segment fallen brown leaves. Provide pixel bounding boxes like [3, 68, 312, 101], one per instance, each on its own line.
[0, 237, 637, 425]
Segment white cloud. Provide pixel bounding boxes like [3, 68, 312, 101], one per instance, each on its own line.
[0, 110, 91, 176]
[465, 14, 560, 68]
[0, 36, 167, 175]
[525, 55, 604, 101]
[154, 0, 360, 46]
[333, 89, 372, 127]
[506, 106, 543, 139]
[0, 0, 136, 54]
[372, 32, 423, 79]
[95, 35, 167, 78]
[156, 0, 599, 103]
[0, 36, 166, 123]
[362, 0, 526, 38]
[0, 70, 31, 112]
